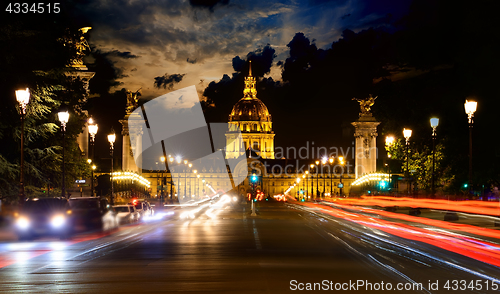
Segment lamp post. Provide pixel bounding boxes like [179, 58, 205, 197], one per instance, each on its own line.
[92, 164, 96, 195]
[339, 156, 345, 196]
[309, 164, 315, 199]
[465, 100, 477, 196]
[193, 169, 197, 199]
[430, 118, 439, 198]
[16, 88, 30, 205]
[196, 174, 200, 199]
[160, 156, 166, 205]
[88, 117, 98, 196]
[58, 111, 69, 198]
[184, 160, 189, 200]
[305, 171, 309, 200]
[315, 160, 320, 199]
[169, 156, 175, 200]
[385, 136, 395, 191]
[321, 157, 327, 198]
[328, 158, 333, 197]
[403, 128, 412, 195]
[108, 129, 116, 205]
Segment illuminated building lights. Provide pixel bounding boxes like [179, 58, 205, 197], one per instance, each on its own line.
[351, 173, 390, 186]
[110, 171, 151, 188]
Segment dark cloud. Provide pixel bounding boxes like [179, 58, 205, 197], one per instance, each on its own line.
[153, 73, 186, 90]
[202, 44, 279, 122]
[106, 50, 140, 59]
[189, 0, 229, 11]
[88, 48, 127, 95]
[187, 58, 197, 64]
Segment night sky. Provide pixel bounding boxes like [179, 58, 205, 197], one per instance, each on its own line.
[4, 0, 498, 183]
[80, 0, 416, 161]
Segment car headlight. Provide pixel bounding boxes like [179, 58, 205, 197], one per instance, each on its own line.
[16, 217, 30, 230]
[51, 215, 66, 228]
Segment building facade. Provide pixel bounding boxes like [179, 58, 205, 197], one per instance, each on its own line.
[225, 61, 275, 159]
[124, 61, 355, 201]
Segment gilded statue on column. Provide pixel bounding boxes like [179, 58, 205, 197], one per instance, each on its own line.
[61, 27, 92, 68]
[126, 88, 142, 114]
[353, 94, 377, 116]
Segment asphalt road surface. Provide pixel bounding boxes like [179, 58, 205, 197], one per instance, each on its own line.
[0, 201, 499, 293]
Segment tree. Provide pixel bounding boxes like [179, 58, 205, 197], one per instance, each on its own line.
[386, 138, 454, 195]
[0, 15, 90, 202]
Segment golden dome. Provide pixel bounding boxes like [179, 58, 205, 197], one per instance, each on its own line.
[228, 60, 271, 122]
[229, 97, 271, 122]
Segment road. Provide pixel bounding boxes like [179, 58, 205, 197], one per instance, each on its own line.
[0, 200, 499, 293]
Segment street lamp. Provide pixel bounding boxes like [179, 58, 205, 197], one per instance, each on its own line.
[328, 158, 334, 196]
[160, 156, 166, 204]
[430, 118, 439, 198]
[403, 128, 412, 195]
[88, 117, 98, 196]
[108, 129, 116, 205]
[310, 164, 315, 199]
[338, 156, 345, 196]
[58, 110, 69, 198]
[385, 136, 395, 159]
[16, 88, 30, 205]
[305, 171, 309, 199]
[321, 157, 327, 198]
[315, 161, 320, 198]
[465, 100, 477, 195]
[196, 174, 200, 199]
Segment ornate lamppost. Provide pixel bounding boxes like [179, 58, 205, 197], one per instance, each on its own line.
[309, 164, 315, 199]
[169, 156, 175, 200]
[88, 117, 98, 196]
[464, 100, 477, 196]
[328, 157, 334, 197]
[196, 174, 200, 199]
[160, 156, 166, 205]
[58, 110, 70, 198]
[188, 163, 192, 199]
[430, 118, 439, 198]
[16, 88, 30, 205]
[338, 156, 345, 196]
[107, 128, 116, 205]
[321, 157, 327, 198]
[315, 160, 320, 199]
[385, 136, 395, 191]
[304, 171, 309, 200]
[403, 128, 412, 195]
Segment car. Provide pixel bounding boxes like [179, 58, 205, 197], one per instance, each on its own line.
[69, 197, 117, 231]
[129, 199, 154, 220]
[113, 205, 139, 224]
[14, 198, 74, 240]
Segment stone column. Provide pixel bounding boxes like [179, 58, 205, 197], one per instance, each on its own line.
[65, 68, 95, 158]
[119, 112, 143, 174]
[351, 115, 380, 179]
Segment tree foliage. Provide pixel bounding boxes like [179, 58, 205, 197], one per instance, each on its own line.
[0, 12, 91, 202]
[386, 138, 455, 194]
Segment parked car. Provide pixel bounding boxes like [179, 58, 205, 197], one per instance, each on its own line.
[14, 198, 74, 240]
[113, 205, 139, 224]
[69, 197, 117, 231]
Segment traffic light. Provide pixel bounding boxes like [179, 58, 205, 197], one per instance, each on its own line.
[251, 173, 258, 183]
[463, 183, 468, 189]
[379, 181, 387, 189]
